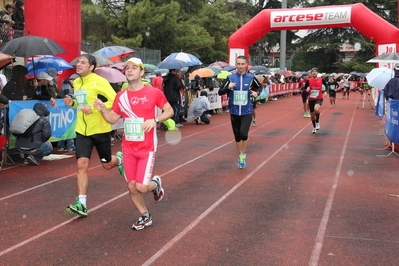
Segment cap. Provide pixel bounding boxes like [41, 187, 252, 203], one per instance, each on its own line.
[394, 64, 399, 70]
[36, 72, 53, 81]
[69, 74, 80, 80]
[124, 57, 144, 69]
[310, 67, 318, 72]
[155, 71, 161, 76]
[5, 4, 13, 9]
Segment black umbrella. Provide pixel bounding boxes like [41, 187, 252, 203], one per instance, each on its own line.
[0, 35, 66, 57]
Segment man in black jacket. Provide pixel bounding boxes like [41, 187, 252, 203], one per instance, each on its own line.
[16, 103, 53, 165]
[163, 69, 184, 127]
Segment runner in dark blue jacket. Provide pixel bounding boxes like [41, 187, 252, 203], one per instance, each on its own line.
[219, 55, 262, 168]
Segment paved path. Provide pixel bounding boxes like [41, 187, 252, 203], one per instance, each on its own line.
[1, 92, 399, 266]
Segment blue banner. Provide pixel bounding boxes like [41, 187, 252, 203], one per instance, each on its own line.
[385, 99, 399, 144]
[375, 90, 385, 119]
[8, 99, 76, 141]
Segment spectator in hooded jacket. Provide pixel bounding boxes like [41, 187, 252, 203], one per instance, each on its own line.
[2, 65, 28, 100]
[384, 64, 399, 100]
[16, 103, 53, 165]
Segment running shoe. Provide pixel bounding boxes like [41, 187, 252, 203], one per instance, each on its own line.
[252, 120, 256, 126]
[66, 197, 88, 217]
[116, 151, 124, 177]
[312, 128, 317, 134]
[152, 175, 164, 202]
[303, 113, 307, 118]
[237, 154, 246, 168]
[27, 155, 40, 165]
[132, 214, 153, 230]
[315, 123, 320, 130]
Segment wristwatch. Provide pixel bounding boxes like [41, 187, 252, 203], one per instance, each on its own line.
[154, 117, 160, 124]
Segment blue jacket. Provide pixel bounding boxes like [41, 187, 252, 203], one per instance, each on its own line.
[219, 72, 261, 116]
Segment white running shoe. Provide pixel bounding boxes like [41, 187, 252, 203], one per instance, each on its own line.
[315, 123, 320, 130]
[312, 128, 317, 134]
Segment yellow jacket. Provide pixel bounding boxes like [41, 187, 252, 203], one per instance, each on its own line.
[72, 73, 116, 136]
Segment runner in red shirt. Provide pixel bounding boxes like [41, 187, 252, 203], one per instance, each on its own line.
[298, 73, 310, 118]
[94, 57, 173, 230]
[303, 68, 328, 134]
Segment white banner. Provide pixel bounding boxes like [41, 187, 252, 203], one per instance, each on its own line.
[271, 7, 351, 28]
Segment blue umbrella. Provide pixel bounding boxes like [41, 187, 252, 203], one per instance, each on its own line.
[223, 65, 236, 72]
[157, 59, 188, 70]
[164, 52, 202, 66]
[26, 56, 73, 75]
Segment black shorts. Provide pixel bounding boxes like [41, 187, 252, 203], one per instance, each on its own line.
[308, 99, 323, 112]
[75, 132, 112, 163]
[329, 90, 336, 98]
[301, 92, 309, 103]
[230, 113, 252, 142]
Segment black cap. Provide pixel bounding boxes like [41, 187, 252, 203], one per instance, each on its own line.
[0, 94, 9, 105]
[311, 67, 318, 72]
[5, 4, 13, 9]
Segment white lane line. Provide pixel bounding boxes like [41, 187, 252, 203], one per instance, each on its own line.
[308, 105, 357, 266]
[0, 165, 101, 202]
[0, 192, 128, 257]
[0, 104, 308, 258]
[142, 121, 309, 266]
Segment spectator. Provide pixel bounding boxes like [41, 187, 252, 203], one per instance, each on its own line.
[47, 68, 63, 98]
[187, 90, 211, 125]
[11, 0, 23, 37]
[163, 69, 185, 127]
[31, 72, 58, 108]
[0, 4, 15, 43]
[15, 103, 53, 165]
[151, 71, 163, 92]
[2, 65, 28, 100]
[61, 73, 79, 97]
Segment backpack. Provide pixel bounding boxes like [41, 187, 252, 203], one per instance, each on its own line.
[10, 109, 40, 142]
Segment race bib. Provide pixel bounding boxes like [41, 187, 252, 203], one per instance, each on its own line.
[309, 90, 319, 98]
[75, 90, 88, 110]
[124, 118, 144, 141]
[233, 91, 247, 105]
[329, 85, 336, 90]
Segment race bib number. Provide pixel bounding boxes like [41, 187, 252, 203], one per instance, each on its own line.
[310, 90, 319, 98]
[75, 90, 88, 109]
[329, 85, 336, 91]
[124, 118, 144, 141]
[233, 91, 247, 105]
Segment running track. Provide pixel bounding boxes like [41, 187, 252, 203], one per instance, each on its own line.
[1, 93, 399, 266]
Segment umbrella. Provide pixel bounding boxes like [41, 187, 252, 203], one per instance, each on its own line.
[205, 66, 221, 75]
[164, 52, 202, 66]
[217, 70, 232, 79]
[93, 46, 135, 62]
[335, 73, 346, 79]
[367, 53, 399, 64]
[366, 67, 394, 89]
[0, 53, 15, 70]
[110, 62, 125, 70]
[209, 61, 230, 67]
[26, 56, 73, 75]
[157, 59, 188, 70]
[0, 35, 66, 58]
[144, 63, 157, 70]
[188, 68, 215, 79]
[94, 67, 126, 83]
[249, 65, 269, 73]
[223, 65, 236, 72]
[70, 54, 114, 66]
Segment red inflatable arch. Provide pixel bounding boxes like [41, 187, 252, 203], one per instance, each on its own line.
[228, 3, 399, 67]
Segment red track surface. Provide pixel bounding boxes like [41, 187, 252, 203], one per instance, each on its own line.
[1, 92, 399, 266]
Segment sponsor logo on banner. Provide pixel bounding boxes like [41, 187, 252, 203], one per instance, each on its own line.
[270, 7, 351, 28]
